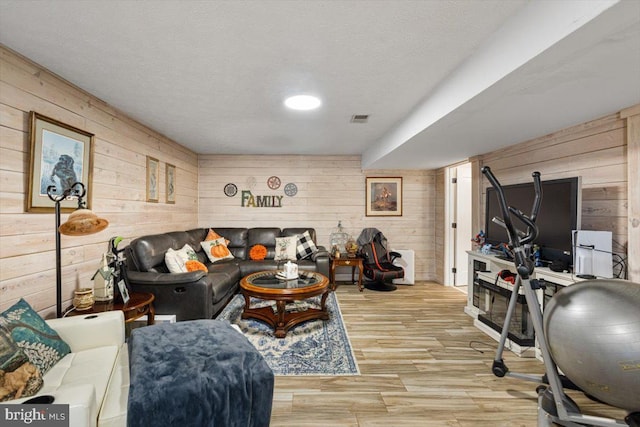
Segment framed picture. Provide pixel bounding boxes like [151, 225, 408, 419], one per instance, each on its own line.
[166, 163, 176, 204]
[27, 112, 94, 212]
[146, 156, 159, 202]
[365, 177, 403, 216]
[117, 279, 130, 304]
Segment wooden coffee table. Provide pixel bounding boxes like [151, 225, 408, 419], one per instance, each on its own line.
[240, 270, 330, 338]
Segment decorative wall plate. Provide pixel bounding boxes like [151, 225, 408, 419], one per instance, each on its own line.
[224, 183, 237, 197]
[267, 176, 281, 190]
[284, 183, 298, 197]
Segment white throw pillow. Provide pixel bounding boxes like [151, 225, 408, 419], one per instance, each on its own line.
[165, 244, 197, 273]
[274, 236, 298, 261]
[201, 238, 234, 263]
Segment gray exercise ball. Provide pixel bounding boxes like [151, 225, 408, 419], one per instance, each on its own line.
[543, 279, 640, 412]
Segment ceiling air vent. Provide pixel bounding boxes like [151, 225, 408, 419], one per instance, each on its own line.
[350, 114, 369, 123]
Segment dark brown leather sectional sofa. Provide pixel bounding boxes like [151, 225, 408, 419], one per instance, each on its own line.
[124, 227, 329, 321]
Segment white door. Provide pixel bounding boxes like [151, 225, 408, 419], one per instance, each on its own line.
[445, 162, 473, 288]
[454, 163, 472, 288]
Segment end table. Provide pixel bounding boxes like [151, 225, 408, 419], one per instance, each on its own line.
[329, 255, 364, 292]
[66, 291, 155, 325]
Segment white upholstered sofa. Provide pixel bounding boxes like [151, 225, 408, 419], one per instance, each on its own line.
[8, 311, 129, 427]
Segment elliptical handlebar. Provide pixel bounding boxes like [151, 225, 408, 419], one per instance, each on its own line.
[481, 167, 542, 250]
[530, 171, 542, 223]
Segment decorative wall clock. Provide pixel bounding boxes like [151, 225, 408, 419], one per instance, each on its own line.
[284, 183, 298, 197]
[224, 183, 237, 197]
[267, 176, 281, 190]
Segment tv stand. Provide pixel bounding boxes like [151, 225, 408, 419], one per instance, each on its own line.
[465, 251, 581, 358]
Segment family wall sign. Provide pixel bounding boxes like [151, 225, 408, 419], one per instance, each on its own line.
[241, 191, 283, 208]
[224, 177, 297, 208]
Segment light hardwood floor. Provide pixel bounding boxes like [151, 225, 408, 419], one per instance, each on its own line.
[270, 282, 627, 427]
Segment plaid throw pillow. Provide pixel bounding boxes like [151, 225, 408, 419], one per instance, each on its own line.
[296, 230, 318, 260]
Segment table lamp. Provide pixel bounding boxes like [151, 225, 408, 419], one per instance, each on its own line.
[47, 182, 108, 317]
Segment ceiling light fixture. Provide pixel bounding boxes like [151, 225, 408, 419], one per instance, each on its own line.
[284, 95, 321, 111]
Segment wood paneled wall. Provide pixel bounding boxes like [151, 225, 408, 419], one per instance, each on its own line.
[434, 169, 445, 282]
[620, 105, 640, 282]
[478, 113, 628, 278]
[3, 44, 633, 315]
[198, 155, 437, 282]
[479, 112, 628, 251]
[434, 111, 631, 284]
[0, 47, 199, 316]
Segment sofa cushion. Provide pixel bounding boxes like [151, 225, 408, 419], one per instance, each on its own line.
[0, 299, 71, 375]
[98, 344, 129, 427]
[128, 233, 176, 272]
[282, 227, 317, 242]
[206, 262, 241, 304]
[238, 260, 280, 277]
[166, 231, 202, 253]
[296, 259, 319, 273]
[42, 345, 120, 410]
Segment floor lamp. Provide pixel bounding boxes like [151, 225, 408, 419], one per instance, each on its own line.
[47, 182, 108, 318]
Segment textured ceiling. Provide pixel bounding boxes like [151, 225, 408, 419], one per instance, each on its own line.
[1, 0, 639, 169]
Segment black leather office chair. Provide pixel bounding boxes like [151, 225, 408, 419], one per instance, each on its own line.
[357, 228, 404, 291]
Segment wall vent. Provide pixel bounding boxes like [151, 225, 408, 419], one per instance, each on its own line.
[350, 114, 369, 123]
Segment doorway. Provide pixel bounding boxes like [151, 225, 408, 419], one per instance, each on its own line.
[445, 162, 473, 290]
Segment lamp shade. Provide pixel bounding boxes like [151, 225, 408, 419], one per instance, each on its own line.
[59, 208, 109, 236]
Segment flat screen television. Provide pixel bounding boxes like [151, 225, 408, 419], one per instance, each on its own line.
[484, 177, 581, 265]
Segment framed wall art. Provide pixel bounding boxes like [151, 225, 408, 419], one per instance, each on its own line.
[166, 163, 176, 204]
[365, 177, 403, 217]
[146, 156, 160, 202]
[27, 112, 94, 212]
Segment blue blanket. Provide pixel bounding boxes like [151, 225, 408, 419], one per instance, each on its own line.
[127, 320, 274, 427]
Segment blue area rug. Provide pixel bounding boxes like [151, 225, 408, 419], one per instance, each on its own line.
[217, 292, 359, 376]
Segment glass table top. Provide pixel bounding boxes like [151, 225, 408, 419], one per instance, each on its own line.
[244, 271, 321, 290]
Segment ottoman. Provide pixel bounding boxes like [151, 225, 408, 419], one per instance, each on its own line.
[127, 320, 274, 427]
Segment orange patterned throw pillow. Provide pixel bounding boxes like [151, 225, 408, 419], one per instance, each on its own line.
[200, 238, 234, 263]
[205, 228, 230, 246]
[211, 244, 230, 258]
[249, 244, 267, 261]
[185, 260, 207, 273]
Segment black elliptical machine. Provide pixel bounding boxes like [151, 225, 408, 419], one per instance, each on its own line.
[482, 166, 639, 427]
